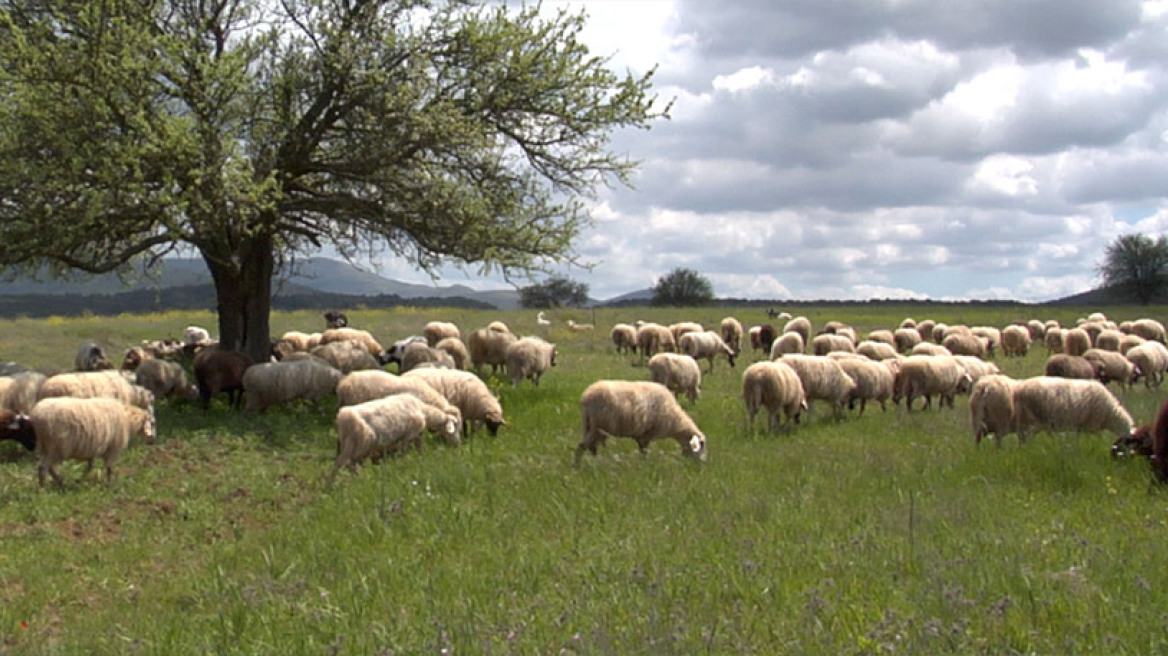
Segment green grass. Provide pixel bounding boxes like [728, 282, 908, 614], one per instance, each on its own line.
[2, 304, 1168, 654]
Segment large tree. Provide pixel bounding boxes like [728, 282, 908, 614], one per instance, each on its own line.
[1097, 233, 1168, 305]
[0, 1, 665, 362]
[652, 267, 714, 307]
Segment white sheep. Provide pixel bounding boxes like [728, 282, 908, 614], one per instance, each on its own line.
[1063, 327, 1091, 356]
[892, 355, 972, 411]
[487, 320, 511, 334]
[812, 333, 855, 356]
[1118, 333, 1147, 355]
[335, 370, 462, 443]
[1025, 319, 1047, 341]
[383, 335, 427, 369]
[435, 337, 470, 370]
[310, 340, 381, 374]
[777, 354, 857, 417]
[74, 342, 113, 371]
[402, 367, 505, 436]
[1001, 325, 1032, 357]
[866, 329, 895, 346]
[855, 340, 899, 362]
[423, 321, 461, 347]
[635, 323, 676, 358]
[240, 358, 342, 413]
[648, 352, 702, 404]
[769, 332, 805, 358]
[952, 355, 1001, 386]
[969, 374, 1018, 445]
[133, 358, 198, 402]
[399, 342, 456, 373]
[182, 325, 213, 346]
[1093, 329, 1124, 352]
[893, 327, 922, 353]
[333, 395, 460, 474]
[1131, 318, 1167, 343]
[566, 319, 596, 332]
[834, 357, 895, 415]
[576, 380, 707, 464]
[610, 323, 638, 356]
[741, 361, 806, 432]
[38, 371, 155, 413]
[719, 317, 745, 356]
[1012, 376, 1135, 441]
[30, 396, 156, 486]
[504, 336, 558, 387]
[678, 331, 736, 372]
[278, 330, 323, 353]
[468, 327, 518, 373]
[941, 332, 987, 358]
[1044, 327, 1066, 354]
[1126, 341, 1168, 388]
[0, 371, 47, 415]
[668, 321, 704, 344]
[971, 327, 1001, 357]
[319, 327, 384, 358]
[1082, 348, 1138, 389]
[782, 316, 812, 345]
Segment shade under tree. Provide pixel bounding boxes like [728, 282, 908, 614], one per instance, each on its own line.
[1097, 233, 1168, 305]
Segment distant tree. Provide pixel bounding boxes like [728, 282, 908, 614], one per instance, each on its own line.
[652, 267, 714, 306]
[519, 275, 590, 308]
[1097, 233, 1168, 305]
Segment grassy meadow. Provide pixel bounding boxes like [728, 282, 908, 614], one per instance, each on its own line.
[1, 304, 1167, 655]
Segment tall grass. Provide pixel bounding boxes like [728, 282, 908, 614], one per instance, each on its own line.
[1, 305, 1166, 654]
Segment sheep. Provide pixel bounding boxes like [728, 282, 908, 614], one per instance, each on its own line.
[1082, 348, 1138, 389]
[182, 325, 213, 346]
[134, 358, 198, 403]
[969, 374, 1018, 445]
[1063, 327, 1091, 356]
[636, 322, 676, 359]
[38, 371, 155, 412]
[1131, 318, 1167, 343]
[566, 319, 595, 332]
[1000, 325, 1032, 357]
[0, 409, 36, 452]
[741, 360, 805, 432]
[770, 331, 805, 358]
[1112, 396, 1168, 481]
[319, 327, 384, 358]
[468, 327, 518, 374]
[911, 343, 952, 357]
[899, 317, 918, 330]
[74, 342, 113, 372]
[941, 332, 986, 358]
[834, 357, 895, 415]
[648, 352, 702, 404]
[777, 354, 857, 417]
[398, 342, 457, 373]
[952, 355, 1000, 386]
[719, 317, 745, 356]
[193, 347, 254, 410]
[866, 329, 895, 346]
[669, 321, 704, 345]
[423, 321, 461, 347]
[1126, 342, 1168, 388]
[783, 316, 812, 345]
[752, 324, 778, 356]
[435, 337, 470, 370]
[811, 333, 855, 357]
[310, 340, 381, 374]
[576, 380, 707, 465]
[536, 311, 552, 330]
[333, 395, 461, 473]
[277, 331, 323, 354]
[678, 331, 736, 372]
[240, 358, 342, 413]
[504, 336, 558, 387]
[334, 370, 463, 446]
[323, 311, 349, 329]
[1118, 333, 1147, 355]
[1077, 321, 1108, 343]
[610, 323, 638, 356]
[30, 397, 155, 487]
[1012, 377, 1135, 442]
[855, 340, 899, 362]
[931, 323, 948, 344]
[971, 327, 1001, 357]
[1044, 327, 1065, 354]
[1093, 329, 1124, 352]
[402, 368, 505, 436]
[0, 371, 47, 415]
[893, 327, 922, 353]
[121, 346, 152, 371]
[915, 319, 937, 343]
[892, 355, 972, 411]
[383, 335, 427, 369]
[1044, 354, 1101, 381]
[487, 320, 511, 334]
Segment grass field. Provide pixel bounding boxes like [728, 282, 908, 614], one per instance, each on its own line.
[1, 304, 1167, 655]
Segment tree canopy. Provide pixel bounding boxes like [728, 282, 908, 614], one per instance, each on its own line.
[0, 0, 666, 362]
[518, 275, 590, 309]
[1097, 233, 1168, 305]
[652, 267, 714, 307]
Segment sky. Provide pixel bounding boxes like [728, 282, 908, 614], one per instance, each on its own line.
[365, 0, 1168, 303]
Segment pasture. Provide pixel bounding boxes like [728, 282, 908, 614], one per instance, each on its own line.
[1, 304, 1167, 655]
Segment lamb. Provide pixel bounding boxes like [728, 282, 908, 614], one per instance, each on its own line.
[423, 321, 460, 347]
[1062, 327, 1091, 356]
[0, 409, 36, 452]
[1044, 354, 1100, 381]
[310, 340, 381, 374]
[834, 357, 895, 415]
[1000, 325, 1032, 357]
[435, 337, 470, 370]
[1131, 318, 1167, 343]
[741, 361, 806, 432]
[1126, 342, 1168, 388]
[334, 370, 463, 445]
[319, 327, 384, 358]
[134, 358, 198, 403]
[893, 327, 922, 353]
[333, 395, 462, 474]
[74, 342, 113, 371]
[38, 371, 155, 412]
[468, 327, 519, 374]
[783, 316, 812, 345]
[30, 396, 155, 487]
[892, 355, 972, 411]
[402, 368, 505, 436]
[856, 340, 899, 362]
[504, 336, 558, 387]
[576, 380, 707, 465]
[969, 374, 1017, 445]
[678, 331, 736, 371]
[648, 352, 702, 404]
[398, 342, 457, 373]
[192, 347, 254, 410]
[0, 371, 47, 414]
[770, 331, 805, 358]
[777, 354, 857, 417]
[240, 358, 343, 413]
[610, 323, 639, 356]
[636, 322, 676, 359]
[811, 333, 855, 356]
[1012, 377, 1135, 442]
[1082, 348, 1138, 389]
[719, 316, 745, 356]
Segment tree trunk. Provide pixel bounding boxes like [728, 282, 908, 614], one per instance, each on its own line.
[203, 235, 274, 365]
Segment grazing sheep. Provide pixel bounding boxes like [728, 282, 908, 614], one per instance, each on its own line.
[310, 341, 381, 374]
[74, 342, 113, 372]
[576, 380, 707, 464]
[892, 356, 972, 411]
[668, 321, 704, 345]
[915, 319, 937, 342]
[610, 323, 639, 356]
[1077, 321, 1109, 343]
[971, 327, 1001, 357]
[182, 325, 213, 346]
[952, 355, 1000, 386]
[719, 317, 745, 356]
[893, 327, 923, 353]
[1001, 325, 1032, 357]
[434, 337, 470, 370]
[834, 357, 895, 415]
[812, 333, 855, 357]
[1093, 329, 1124, 352]
[911, 343, 952, 357]
[648, 352, 702, 404]
[1063, 327, 1091, 356]
[423, 321, 461, 347]
[678, 331, 736, 372]
[1044, 354, 1100, 381]
[636, 322, 676, 359]
[777, 354, 857, 417]
[383, 335, 428, 369]
[1044, 327, 1066, 354]
[856, 340, 899, 362]
[319, 327, 384, 358]
[193, 347, 254, 410]
[1082, 348, 1139, 389]
[134, 358, 198, 403]
[241, 358, 342, 413]
[1131, 318, 1167, 343]
[0, 372, 47, 415]
[334, 371, 463, 445]
[1025, 320, 1046, 341]
[783, 317, 812, 345]
[402, 368, 505, 436]
[504, 336, 558, 387]
[1012, 377, 1135, 441]
[1112, 396, 1168, 481]
[941, 332, 987, 358]
[769, 331, 805, 358]
[969, 374, 1018, 445]
[121, 347, 152, 371]
[323, 311, 349, 329]
[398, 342, 456, 373]
[0, 409, 36, 452]
[277, 331, 323, 355]
[741, 361, 806, 432]
[333, 395, 462, 473]
[866, 330, 895, 346]
[931, 323, 948, 344]
[468, 327, 519, 374]
[1126, 342, 1168, 388]
[1118, 333, 1147, 355]
[38, 371, 154, 412]
[30, 397, 155, 487]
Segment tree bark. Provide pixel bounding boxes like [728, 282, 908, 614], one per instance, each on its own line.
[203, 234, 274, 365]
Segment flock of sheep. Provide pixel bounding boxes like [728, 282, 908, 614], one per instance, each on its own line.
[1, 307, 1167, 488]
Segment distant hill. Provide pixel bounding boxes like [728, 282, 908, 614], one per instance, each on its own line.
[1044, 284, 1168, 307]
